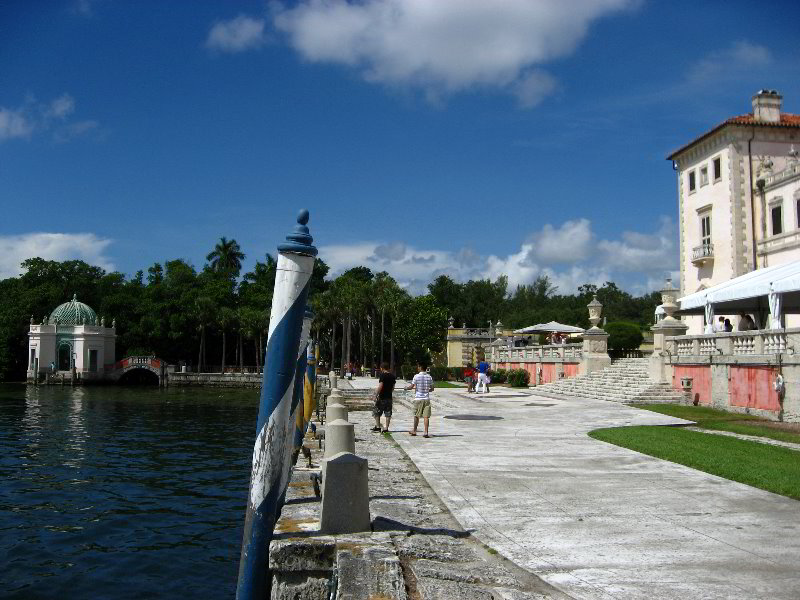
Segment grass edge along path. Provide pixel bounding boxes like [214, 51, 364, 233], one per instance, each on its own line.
[589, 425, 800, 500]
[631, 403, 800, 445]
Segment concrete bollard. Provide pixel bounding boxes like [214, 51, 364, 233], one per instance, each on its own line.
[324, 419, 355, 458]
[329, 370, 338, 390]
[325, 389, 348, 423]
[319, 451, 371, 534]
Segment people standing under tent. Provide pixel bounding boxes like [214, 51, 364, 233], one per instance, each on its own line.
[739, 313, 757, 331]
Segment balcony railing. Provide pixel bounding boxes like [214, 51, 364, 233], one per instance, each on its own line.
[667, 328, 799, 358]
[691, 243, 714, 265]
[495, 343, 583, 362]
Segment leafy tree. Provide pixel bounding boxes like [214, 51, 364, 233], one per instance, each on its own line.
[605, 321, 644, 351]
[394, 295, 448, 366]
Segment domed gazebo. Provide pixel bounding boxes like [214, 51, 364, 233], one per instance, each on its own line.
[27, 294, 116, 381]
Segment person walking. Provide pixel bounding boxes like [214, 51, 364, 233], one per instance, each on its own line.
[371, 362, 396, 433]
[476, 358, 490, 393]
[407, 363, 434, 438]
[464, 363, 476, 392]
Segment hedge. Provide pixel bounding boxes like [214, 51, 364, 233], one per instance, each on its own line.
[507, 368, 530, 388]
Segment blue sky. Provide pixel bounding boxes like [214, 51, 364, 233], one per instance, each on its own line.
[2, 0, 799, 295]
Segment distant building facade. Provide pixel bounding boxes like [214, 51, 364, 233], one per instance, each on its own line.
[27, 294, 116, 381]
[669, 90, 800, 333]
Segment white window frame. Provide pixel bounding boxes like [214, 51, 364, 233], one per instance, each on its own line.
[699, 210, 712, 248]
[712, 156, 722, 182]
[688, 170, 696, 194]
[769, 197, 784, 237]
[700, 165, 709, 187]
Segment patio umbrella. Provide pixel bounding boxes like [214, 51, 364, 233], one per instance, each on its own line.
[512, 321, 585, 334]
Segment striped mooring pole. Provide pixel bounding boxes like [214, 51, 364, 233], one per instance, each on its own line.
[300, 342, 318, 442]
[236, 210, 317, 600]
[279, 307, 313, 510]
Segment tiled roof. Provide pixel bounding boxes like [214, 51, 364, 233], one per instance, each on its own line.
[667, 113, 800, 160]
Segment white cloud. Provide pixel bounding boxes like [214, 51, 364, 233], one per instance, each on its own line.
[0, 94, 100, 144]
[687, 41, 772, 84]
[206, 15, 267, 53]
[527, 219, 593, 264]
[597, 216, 676, 272]
[0, 233, 115, 279]
[273, 0, 636, 105]
[0, 106, 34, 141]
[44, 94, 75, 120]
[318, 216, 677, 296]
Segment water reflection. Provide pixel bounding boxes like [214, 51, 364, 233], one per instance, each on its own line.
[1, 384, 259, 600]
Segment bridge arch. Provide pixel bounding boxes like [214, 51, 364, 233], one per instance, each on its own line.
[108, 356, 166, 385]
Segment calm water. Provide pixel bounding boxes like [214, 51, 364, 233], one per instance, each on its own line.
[0, 383, 260, 599]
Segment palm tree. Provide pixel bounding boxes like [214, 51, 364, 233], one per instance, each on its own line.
[373, 272, 396, 367]
[217, 307, 236, 373]
[195, 296, 216, 372]
[206, 237, 245, 277]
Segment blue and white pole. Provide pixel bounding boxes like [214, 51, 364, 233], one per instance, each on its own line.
[293, 309, 314, 451]
[278, 306, 312, 508]
[236, 210, 317, 600]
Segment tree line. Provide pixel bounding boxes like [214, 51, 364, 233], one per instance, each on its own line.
[0, 238, 660, 381]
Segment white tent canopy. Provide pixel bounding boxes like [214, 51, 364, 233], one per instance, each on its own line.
[513, 321, 585, 334]
[677, 261, 800, 330]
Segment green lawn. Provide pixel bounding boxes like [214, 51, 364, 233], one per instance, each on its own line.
[589, 425, 800, 500]
[631, 403, 800, 445]
[432, 381, 463, 388]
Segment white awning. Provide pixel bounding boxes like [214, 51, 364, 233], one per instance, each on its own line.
[513, 321, 585, 334]
[678, 261, 800, 314]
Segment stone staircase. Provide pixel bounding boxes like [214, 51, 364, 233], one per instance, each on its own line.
[531, 357, 687, 404]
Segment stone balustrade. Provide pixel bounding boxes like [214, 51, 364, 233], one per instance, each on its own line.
[665, 328, 800, 359]
[495, 343, 583, 362]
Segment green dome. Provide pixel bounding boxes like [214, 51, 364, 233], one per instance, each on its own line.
[50, 294, 98, 325]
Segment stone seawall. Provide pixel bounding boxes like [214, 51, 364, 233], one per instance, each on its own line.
[167, 372, 262, 388]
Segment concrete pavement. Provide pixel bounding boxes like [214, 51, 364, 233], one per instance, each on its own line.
[350, 378, 800, 599]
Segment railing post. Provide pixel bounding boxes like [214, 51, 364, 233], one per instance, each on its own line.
[236, 210, 317, 600]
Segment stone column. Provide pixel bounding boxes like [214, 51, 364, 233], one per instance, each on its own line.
[649, 278, 688, 383]
[580, 296, 611, 375]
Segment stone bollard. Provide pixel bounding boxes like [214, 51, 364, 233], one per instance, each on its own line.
[329, 370, 338, 390]
[325, 389, 348, 423]
[324, 419, 355, 458]
[319, 451, 370, 534]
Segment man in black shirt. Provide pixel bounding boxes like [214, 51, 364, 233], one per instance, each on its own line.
[372, 362, 396, 433]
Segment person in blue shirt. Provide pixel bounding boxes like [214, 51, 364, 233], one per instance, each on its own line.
[476, 359, 490, 393]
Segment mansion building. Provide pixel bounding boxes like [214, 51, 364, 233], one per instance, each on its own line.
[669, 90, 800, 333]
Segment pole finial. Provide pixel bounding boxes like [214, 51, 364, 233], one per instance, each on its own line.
[278, 209, 318, 256]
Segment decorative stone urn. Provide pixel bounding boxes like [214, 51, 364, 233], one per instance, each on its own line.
[587, 296, 603, 330]
[649, 277, 689, 384]
[659, 278, 680, 323]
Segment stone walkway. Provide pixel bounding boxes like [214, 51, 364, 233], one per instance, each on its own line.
[273, 397, 566, 599]
[355, 381, 800, 600]
[684, 426, 800, 451]
[351, 411, 565, 599]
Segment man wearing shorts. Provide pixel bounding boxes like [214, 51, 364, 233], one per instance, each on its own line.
[372, 362, 396, 433]
[406, 363, 434, 438]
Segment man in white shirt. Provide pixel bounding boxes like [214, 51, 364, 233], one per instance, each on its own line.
[406, 363, 434, 438]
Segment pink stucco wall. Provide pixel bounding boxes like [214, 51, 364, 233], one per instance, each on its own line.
[672, 365, 712, 405]
[729, 366, 780, 411]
